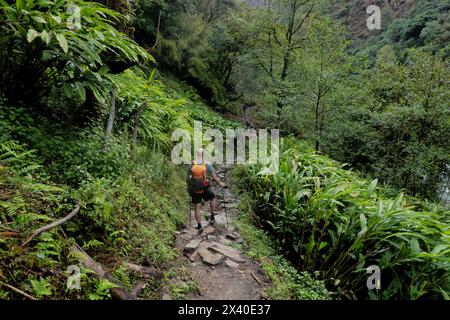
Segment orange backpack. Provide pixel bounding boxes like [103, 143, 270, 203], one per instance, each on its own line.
[188, 161, 209, 194]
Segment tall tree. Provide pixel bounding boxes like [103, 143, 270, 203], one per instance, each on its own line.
[299, 17, 353, 151]
[249, 0, 315, 128]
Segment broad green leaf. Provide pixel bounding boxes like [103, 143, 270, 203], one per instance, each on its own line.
[313, 177, 320, 190]
[368, 179, 378, 195]
[63, 82, 73, 97]
[74, 82, 86, 102]
[393, 193, 403, 209]
[42, 50, 53, 61]
[376, 200, 384, 216]
[295, 190, 311, 200]
[357, 213, 368, 237]
[319, 242, 328, 250]
[40, 30, 51, 44]
[431, 244, 448, 255]
[56, 33, 68, 53]
[440, 288, 450, 300]
[306, 236, 315, 254]
[94, 30, 105, 41]
[359, 213, 367, 230]
[51, 14, 61, 24]
[27, 29, 39, 43]
[16, 0, 25, 12]
[32, 16, 46, 24]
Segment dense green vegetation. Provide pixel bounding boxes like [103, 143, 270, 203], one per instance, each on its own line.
[135, 0, 449, 201]
[361, 0, 449, 61]
[0, 0, 448, 300]
[0, 139, 187, 299]
[0, 0, 235, 299]
[234, 139, 450, 299]
[232, 180, 332, 300]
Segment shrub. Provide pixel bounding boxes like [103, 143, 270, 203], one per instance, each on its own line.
[237, 138, 450, 299]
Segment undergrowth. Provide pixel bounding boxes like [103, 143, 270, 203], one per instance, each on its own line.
[0, 139, 188, 300]
[231, 172, 331, 300]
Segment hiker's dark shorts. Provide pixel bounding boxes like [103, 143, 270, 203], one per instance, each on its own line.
[191, 187, 216, 204]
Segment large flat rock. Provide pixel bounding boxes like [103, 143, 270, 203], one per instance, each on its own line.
[198, 248, 225, 266]
[225, 259, 241, 269]
[209, 242, 245, 263]
[184, 238, 202, 254]
[201, 226, 215, 237]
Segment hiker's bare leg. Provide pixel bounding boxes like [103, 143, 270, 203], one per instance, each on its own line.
[194, 203, 202, 224]
[210, 197, 217, 219]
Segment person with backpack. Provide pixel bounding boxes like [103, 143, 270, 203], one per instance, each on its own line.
[187, 148, 227, 230]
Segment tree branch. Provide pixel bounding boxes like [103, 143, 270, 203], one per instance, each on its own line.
[0, 281, 37, 300]
[151, 10, 162, 50]
[22, 204, 80, 247]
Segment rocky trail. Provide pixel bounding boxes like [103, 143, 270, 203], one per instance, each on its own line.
[164, 165, 270, 300]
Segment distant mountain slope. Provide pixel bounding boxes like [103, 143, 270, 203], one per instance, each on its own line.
[242, 0, 449, 57]
[330, 0, 415, 39]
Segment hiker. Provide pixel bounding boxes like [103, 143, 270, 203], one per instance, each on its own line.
[187, 148, 227, 230]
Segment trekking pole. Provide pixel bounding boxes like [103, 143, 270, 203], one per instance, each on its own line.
[188, 201, 192, 228]
[222, 186, 228, 230]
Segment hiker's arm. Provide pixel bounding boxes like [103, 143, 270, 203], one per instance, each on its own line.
[212, 172, 226, 188]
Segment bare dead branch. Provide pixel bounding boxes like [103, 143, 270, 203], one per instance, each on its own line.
[0, 280, 37, 300]
[151, 11, 162, 50]
[22, 204, 80, 247]
[250, 272, 262, 286]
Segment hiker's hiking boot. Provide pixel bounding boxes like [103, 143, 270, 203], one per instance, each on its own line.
[195, 223, 203, 230]
[209, 216, 216, 225]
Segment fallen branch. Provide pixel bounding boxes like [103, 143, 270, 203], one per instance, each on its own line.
[0, 231, 19, 238]
[124, 262, 163, 279]
[0, 224, 16, 232]
[70, 244, 137, 300]
[251, 272, 262, 286]
[183, 252, 196, 262]
[22, 204, 80, 247]
[0, 280, 37, 300]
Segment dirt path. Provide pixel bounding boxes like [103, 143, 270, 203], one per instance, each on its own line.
[166, 165, 269, 300]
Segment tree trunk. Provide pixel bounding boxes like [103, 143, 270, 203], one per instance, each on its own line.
[132, 102, 147, 149]
[70, 244, 137, 300]
[104, 92, 116, 147]
[315, 87, 322, 152]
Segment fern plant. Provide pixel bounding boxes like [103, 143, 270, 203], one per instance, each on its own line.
[87, 279, 118, 300]
[33, 232, 62, 267]
[29, 277, 53, 298]
[0, 141, 41, 178]
[0, 0, 154, 106]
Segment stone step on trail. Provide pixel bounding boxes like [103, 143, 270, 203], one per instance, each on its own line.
[201, 226, 215, 238]
[225, 259, 241, 269]
[184, 238, 202, 254]
[198, 248, 225, 266]
[209, 241, 245, 263]
[226, 233, 238, 241]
